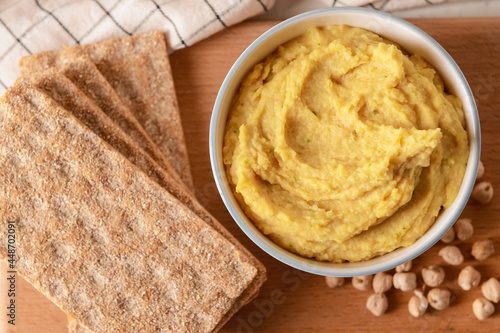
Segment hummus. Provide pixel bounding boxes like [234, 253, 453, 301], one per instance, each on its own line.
[223, 25, 469, 262]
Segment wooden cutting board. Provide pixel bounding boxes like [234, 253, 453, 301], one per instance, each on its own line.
[2, 17, 500, 333]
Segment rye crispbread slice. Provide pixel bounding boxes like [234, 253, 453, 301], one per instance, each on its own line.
[29, 68, 188, 195]
[48, 53, 194, 330]
[30, 68, 266, 279]
[30, 69, 266, 332]
[48, 52, 194, 193]
[20, 32, 266, 332]
[19, 31, 194, 191]
[0, 79, 258, 333]
[68, 318, 90, 333]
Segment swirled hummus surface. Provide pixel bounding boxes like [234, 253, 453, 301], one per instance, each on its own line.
[223, 25, 469, 262]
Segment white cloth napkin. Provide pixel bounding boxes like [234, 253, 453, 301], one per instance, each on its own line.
[0, 0, 471, 94]
[0, 0, 274, 94]
[331, 0, 468, 12]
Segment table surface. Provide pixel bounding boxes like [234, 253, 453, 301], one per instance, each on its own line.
[2, 17, 500, 333]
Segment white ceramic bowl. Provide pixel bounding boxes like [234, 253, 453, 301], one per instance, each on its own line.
[209, 8, 481, 277]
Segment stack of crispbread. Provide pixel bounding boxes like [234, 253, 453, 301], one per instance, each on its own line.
[0, 31, 265, 333]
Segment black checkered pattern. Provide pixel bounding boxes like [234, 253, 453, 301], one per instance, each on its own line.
[0, 0, 466, 93]
[331, 0, 452, 11]
[0, 0, 273, 93]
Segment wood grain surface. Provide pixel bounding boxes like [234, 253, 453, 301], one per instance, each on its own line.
[1, 17, 500, 332]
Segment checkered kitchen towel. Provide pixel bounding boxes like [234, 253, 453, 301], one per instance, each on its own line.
[331, 0, 469, 11]
[0, 0, 471, 94]
[0, 0, 274, 94]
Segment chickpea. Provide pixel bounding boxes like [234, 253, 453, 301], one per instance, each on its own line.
[372, 272, 392, 294]
[481, 278, 500, 303]
[454, 218, 473, 241]
[439, 246, 464, 265]
[421, 265, 445, 287]
[471, 181, 494, 204]
[476, 160, 485, 180]
[325, 276, 345, 288]
[395, 260, 412, 273]
[471, 239, 495, 261]
[366, 293, 388, 316]
[458, 266, 481, 291]
[352, 275, 373, 291]
[408, 290, 428, 318]
[441, 227, 456, 244]
[472, 298, 494, 320]
[393, 272, 417, 292]
[427, 288, 451, 311]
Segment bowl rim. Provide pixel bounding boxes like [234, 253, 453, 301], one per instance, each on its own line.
[209, 7, 481, 277]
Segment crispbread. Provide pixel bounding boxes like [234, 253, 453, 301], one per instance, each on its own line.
[0, 79, 258, 332]
[30, 68, 265, 271]
[29, 69, 187, 195]
[20, 31, 266, 332]
[19, 31, 194, 191]
[68, 318, 90, 333]
[51, 52, 194, 193]
[23, 71, 266, 332]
